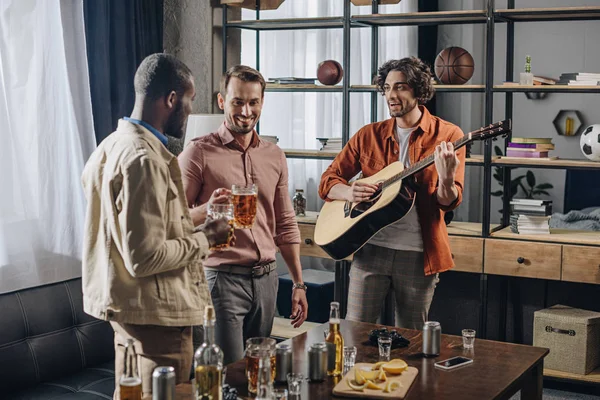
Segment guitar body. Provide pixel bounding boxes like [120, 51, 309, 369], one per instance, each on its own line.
[314, 161, 416, 260]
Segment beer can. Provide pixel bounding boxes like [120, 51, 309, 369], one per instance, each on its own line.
[422, 321, 441, 357]
[152, 366, 176, 400]
[308, 342, 328, 382]
[275, 343, 293, 383]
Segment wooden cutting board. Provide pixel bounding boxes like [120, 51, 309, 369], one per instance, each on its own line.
[332, 363, 418, 399]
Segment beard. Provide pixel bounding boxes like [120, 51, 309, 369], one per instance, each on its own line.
[164, 101, 187, 139]
[388, 98, 418, 118]
[225, 113, 257, 135]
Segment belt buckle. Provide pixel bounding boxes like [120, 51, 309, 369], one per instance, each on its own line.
[251, 267, 260, 278]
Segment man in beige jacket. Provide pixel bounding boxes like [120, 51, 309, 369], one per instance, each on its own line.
[81, 53, 231, 399]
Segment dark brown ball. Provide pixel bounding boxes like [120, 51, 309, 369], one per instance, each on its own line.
[317, 60, 343, 85]
[434, 47, 474, 85]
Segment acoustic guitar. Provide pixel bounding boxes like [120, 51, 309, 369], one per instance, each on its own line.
[314, 120, 511, 260]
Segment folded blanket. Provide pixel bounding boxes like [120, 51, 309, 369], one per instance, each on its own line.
[549, 208, 600, 231]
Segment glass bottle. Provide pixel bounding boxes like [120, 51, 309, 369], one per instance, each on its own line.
[194, 306, 224, 400]
[120, 338, 142, 400]
[325, 301, 344, 376]
[292, 189, 306, 216]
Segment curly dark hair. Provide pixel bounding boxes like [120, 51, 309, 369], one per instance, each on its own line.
[375, 57, 435, 105]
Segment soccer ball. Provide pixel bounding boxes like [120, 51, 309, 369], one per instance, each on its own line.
[580, 124, 600, 162]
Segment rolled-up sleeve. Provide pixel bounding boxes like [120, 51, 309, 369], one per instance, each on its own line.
[114, 156, 210, 278]
[434, 127, 466, 212]
[273, 151, 300, 246]
[318, 132, 362, 201]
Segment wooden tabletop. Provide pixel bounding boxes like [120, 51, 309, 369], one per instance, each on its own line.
[149, 319, 548, 399]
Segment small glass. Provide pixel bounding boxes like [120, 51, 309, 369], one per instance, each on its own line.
[343, 346, 357, 375]
[231, 183, 258, 228]
[206, 202, 234, 250]
[272, 388, 289, 400]
[378, 335, 392, 361]
[462, 329, 476, 349]
[286, 373, 303, 396]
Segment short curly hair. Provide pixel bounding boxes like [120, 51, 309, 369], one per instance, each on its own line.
[375, 57, 435, 105]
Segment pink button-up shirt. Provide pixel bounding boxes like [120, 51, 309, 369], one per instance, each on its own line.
[178, 122, 300, 269]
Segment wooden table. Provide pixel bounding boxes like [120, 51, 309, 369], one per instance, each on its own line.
[149, 319, 548, 399]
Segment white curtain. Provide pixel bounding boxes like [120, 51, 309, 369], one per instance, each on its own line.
[241, 0, 417, 212]
[0, 0, 96, 293]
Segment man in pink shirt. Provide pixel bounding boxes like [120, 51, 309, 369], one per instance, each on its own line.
[178, 65, 308, 364]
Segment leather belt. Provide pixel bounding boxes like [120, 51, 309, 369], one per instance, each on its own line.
[204, 261, 277, 278]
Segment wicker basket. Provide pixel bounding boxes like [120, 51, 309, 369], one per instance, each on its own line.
[533, 304, 600, 375]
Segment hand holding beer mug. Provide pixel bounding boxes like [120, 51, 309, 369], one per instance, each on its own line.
[245, 337, 276, 394]
[205, 202, 235, 250]
[232, 184, 258, 229]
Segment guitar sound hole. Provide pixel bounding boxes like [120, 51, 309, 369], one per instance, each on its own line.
[350, 188, 382, 218]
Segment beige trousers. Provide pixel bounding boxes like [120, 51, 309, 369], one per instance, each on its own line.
[111, 322, 193, 399]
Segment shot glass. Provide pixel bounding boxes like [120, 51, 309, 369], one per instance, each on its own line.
[287, 373, 303, 396]
[378, 335, 392, 361]
[462, 329, 476, 349]
[272, 388, 289, 400]
[343, 346, 357, 375]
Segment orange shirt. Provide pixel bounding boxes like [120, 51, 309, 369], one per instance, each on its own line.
[318, 106, 466, 275]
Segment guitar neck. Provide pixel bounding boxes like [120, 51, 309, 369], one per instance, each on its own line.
[383, 133, 472, 189]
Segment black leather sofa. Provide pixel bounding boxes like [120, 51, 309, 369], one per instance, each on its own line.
[0, 278, 115, 399]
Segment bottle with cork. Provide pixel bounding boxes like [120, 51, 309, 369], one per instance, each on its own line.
[292, 189, 306, 217]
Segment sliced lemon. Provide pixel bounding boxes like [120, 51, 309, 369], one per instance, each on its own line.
[354, 368, 365, 385]
[365, 379, 384, 390]
[347, 377, 366, 391]
[358, 369, 379, 381]
[383, 380, 402, 393]
[382, 359, 408, 375]
[378, 368, 387, 382]
[372, 361, 388, 370]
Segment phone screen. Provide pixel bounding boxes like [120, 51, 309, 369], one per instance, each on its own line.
[436, 356, 472, 368]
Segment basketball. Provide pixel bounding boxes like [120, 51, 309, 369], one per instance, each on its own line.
[317, 60, 343, 85]
[434, 47, 474, 85]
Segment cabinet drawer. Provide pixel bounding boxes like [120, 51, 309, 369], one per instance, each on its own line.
[298, 223, 354, 260]
[449, 236, 483, 273]
[562, 245, 600, 284]
[484, 239, 561, 280]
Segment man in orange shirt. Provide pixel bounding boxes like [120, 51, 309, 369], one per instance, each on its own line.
[318, 57, 466, 329]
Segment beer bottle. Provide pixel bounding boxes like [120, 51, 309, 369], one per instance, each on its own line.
[194, 306, 224, 400]
[325, 301, 344, 376]
[120, 338, 142, 400]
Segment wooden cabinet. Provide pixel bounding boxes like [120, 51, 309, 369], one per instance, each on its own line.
[562, 245, 600, 285]
[449, 236, 483, 273]
[484, 239, 561, 280]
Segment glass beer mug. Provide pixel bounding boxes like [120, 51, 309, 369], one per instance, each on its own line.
[231, 184, 258, 229]
[245, 337, 276, 394]
[206, 202, 234, 250]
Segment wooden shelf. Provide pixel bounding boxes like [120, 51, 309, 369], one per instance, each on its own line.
[266, 83, 342, 92]
[283, 149, 339, 159]
[226, 16, 343, 30]
[296, 210, 319, 225]
[494, 85, 600, 93]
[544, 367, 600, 384]
[496, 6, 600, 23]
[447, 222, 491, 237]
[352, 10, 487, 26]
[492, 157, 600, 170]
[491, 226, 600, 246]
[350, 84, 485, 93]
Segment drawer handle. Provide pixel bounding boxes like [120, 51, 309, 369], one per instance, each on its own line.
[517, 257, 525, 264]
[545, 326, 576, 336]
[304, 238, 313, 245]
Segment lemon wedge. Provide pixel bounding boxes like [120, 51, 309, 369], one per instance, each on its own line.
[378, 368, 387, 382]
[347, 377, 366, 391]
[365, 379, 384, 390]
[358, 369, 379, 381]
[354, 368, 365, 385]
[372, 361, 388, 370]
[383, 380, 402, 393]
[382, 359, 408, 375]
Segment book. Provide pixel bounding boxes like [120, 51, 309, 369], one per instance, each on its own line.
[533, 76, 557, 85]
[511, 137, 553, 144]
[506, 149, 549, 158]
[508, 143, 555, 150]
[510, 199, 552, 206]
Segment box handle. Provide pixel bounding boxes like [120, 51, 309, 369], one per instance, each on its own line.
[545, 325, 576, 336]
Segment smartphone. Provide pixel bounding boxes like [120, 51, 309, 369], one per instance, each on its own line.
[434, 356, 473, 370]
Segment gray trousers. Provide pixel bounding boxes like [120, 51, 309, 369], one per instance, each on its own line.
[204, 268, 279, 365]
[346, 244, 439, 330]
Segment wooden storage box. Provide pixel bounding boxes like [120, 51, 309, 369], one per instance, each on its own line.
[533, 305, 600, 375]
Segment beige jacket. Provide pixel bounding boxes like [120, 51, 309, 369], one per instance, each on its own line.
[81, 119, 211, 326]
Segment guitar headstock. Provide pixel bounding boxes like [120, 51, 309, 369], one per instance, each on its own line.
[470, 119, 512, 142]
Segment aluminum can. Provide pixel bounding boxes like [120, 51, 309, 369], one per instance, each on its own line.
[152, 366, 176, 400]
[422, 321, 441, 357]
[307, 342, 328, 382]
[274, 343, 293, 383]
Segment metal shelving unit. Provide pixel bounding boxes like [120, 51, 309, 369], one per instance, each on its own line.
[222, 1, 600, 370]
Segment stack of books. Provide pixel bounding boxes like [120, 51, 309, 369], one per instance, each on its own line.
[316, 137, 342, 151]
[557, 72, 600, 86]
[510, 199, 552, 235]
[267, 77, 316, 85]
[506, 138, 556, 159]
